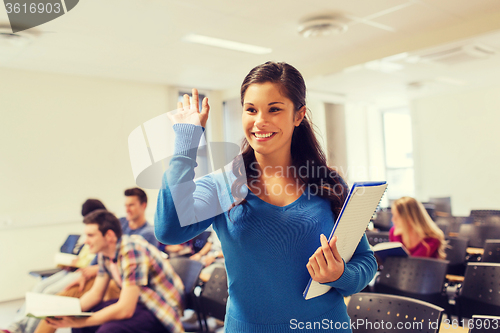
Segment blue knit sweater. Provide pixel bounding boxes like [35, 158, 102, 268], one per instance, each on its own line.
[155, 124, 378, 333]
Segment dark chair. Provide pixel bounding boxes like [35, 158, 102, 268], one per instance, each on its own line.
[29, 234, 83, 278]
[456, 263, 500, 321]
[421, 202, 437, 220]
[468, 315, 500, 332]
[347, 292, 444, 333]
[373, 256, 451, 316]
[169, 231, 213, 259]
[192, 231, 212, 254]
[437, 222, 450, 237]
[481, 240, 500, 263]
[445, 237, 468, 276]
[450, 216, 472, 233]
[198, 267, 228, 331]
[459, 224, 500, 248]
[168, 258, 205, 332]
[470, 210, 500, 225]
[365, 231, 390, 246]
[372, 208, 393, 231]
[429, 197, 452, 216]
[436, 216, 458, 237]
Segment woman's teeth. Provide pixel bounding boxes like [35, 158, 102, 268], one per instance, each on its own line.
[254, 133, 274, 138]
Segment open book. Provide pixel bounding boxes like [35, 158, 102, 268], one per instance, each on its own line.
[303, 181, 388, 300]
[25, 292, 92, 319]
[372, 242, 409, 261]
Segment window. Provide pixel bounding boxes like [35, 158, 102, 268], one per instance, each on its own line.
[382, 108, 415, 200]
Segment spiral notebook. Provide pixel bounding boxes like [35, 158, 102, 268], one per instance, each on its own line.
[303, 181, 388, 300]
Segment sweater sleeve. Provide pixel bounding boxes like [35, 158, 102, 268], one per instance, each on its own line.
[325, 234, 378, 296]
[155, 124, 221, 245]
[411, 238, 440, 258]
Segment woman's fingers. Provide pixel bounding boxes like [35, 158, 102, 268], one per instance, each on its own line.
[308, 256, 320, 275]
[169, 89, 210, 127]
[329, 236, 343, 262]
[183, 93, 191, 110]
[192, 88, 199, 111]
[201, 96, 210, 116]
[307, 234, 345, 283]
[320, 234, 336, 264]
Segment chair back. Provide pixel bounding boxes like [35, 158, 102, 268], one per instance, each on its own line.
[459, 224, 500, 248]
[445, 237, 468, 275]
[199, 267, 228, 322]
[169, 257, 204, 310]
[457, 263, 500, 320]
[365, 231, 390, 246]
[470, 210, 500, 224]
[445, 237, 468, 265]
[191, 231, 212, 254]
[372, 208, 393, 231]
[377, 256, 449, 295]
[461, 263, 500, 307]
[347, 292, 443, 333]
[60, 234, 84, 255]
[482, 240, 500, 263]
[468, 315, 500, 333]
[429, 197, 452, 215]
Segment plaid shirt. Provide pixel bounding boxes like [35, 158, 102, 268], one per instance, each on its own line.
[98, 235, 185, 333]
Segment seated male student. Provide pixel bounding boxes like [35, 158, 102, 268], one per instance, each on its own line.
[45, 209, 185, 333]
[65, 187, 159, 292]
[33, 187, 160, 333]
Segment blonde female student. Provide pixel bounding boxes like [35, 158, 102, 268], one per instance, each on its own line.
[390, 196, 447, 259]
[155, 62, 377, 332]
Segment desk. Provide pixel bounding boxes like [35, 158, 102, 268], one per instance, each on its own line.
[467, 247, 484, 255]
[446, 274, 465, 283]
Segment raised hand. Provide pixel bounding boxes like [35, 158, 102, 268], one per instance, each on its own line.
[168, 88, 210, 128]
[306, 234, 345, 284]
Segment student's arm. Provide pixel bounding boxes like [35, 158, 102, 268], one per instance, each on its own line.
[155, 124, 220, 245]
[79, 274, 109, 311]
[46, 284, 139, 329]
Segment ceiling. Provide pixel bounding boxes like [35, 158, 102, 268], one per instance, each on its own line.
[2, 0, 500, 106]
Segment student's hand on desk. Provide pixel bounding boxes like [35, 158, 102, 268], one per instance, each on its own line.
[307, 234, 345, 284]
[168, 88, 210, 128]
[45, 316, 86, 328]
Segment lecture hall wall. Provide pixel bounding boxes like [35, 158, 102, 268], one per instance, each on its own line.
[411, 84, 500, 216]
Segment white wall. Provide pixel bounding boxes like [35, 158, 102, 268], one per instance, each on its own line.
[411, 85, 500, 216]
[0, 68, 178, 301]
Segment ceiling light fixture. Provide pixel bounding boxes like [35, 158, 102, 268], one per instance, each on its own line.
[298, 16, 348, 38]
[183, 34, 272, 55]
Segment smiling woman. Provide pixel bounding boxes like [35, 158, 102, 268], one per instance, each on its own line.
[155, 61, 378, 333]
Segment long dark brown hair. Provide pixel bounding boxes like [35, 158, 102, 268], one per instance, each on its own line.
[228, 61, 348, 219]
